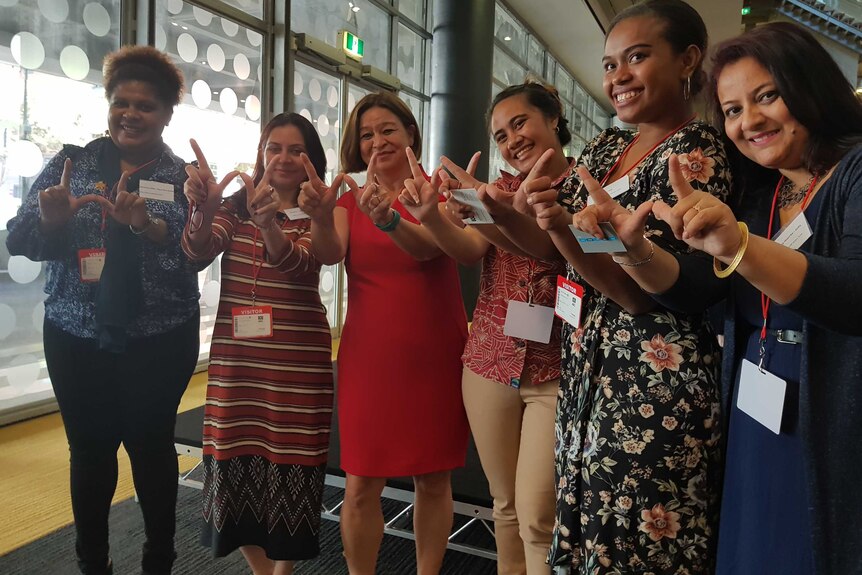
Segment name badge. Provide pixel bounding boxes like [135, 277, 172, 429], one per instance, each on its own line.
[772, 211, 812, 250]
[78, 248, 106, 282]
[449, 188, 495, 225]
[503, 300, 555, 344]
[554, 275, 584, 328]
[737, 359, 786, 435]
[570, 222, 627, 254]
[231, 306, 273, 339]
[139, 180, 175, 202]
[284, 207, 309, 220]
[587, 176, 629, 205]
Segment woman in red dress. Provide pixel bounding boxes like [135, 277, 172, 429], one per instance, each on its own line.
[299, 91, 469, 575]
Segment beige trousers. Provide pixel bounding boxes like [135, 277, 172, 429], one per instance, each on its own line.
[462, 367, 558, 575]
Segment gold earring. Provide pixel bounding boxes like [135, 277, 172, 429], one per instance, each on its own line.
[683, 76, 692, 101]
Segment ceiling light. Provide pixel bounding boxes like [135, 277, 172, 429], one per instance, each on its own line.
[504, 36, 511, 41]
[352, 6, 360, 11]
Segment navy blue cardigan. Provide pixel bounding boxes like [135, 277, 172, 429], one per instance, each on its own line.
[654, 145, 862, 575]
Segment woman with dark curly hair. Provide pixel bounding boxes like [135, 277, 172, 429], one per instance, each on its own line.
[6, 46, 199, 575]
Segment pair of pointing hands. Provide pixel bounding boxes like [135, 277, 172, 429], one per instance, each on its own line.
[184, 139, 281, 230]
[39, 159, 151, 231]
[565, 155, 740, 259]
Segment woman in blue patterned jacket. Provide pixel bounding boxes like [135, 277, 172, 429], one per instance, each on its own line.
[6, 46, 201, 575]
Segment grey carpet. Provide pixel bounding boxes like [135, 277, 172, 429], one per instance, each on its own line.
[0, 485, 498, 574]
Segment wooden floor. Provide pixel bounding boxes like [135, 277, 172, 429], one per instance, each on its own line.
[0, 372, 209, 556]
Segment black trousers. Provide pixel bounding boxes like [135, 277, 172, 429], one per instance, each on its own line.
[44, 311, 199, 575]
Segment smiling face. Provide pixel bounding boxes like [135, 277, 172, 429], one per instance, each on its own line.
[602, 16, 690, 125]
[263, 124, 308, 192]
[358, 106, 415, 175]
[717, 56, 809, 171]
[107, 80, 173, 159]
[490, 93, 560, 174]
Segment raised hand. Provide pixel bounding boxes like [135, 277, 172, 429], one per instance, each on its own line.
[108, 171, 149, 229]
[38, 158, 112, 231]
[399, 147, 443, 223]
[652, 154, 740, 258]
[356, 154, 395, 226]
[185, 139, 240, 221]
[570, 166, 653, 254]
[242, 154, 281, 229]
[512, 148, 557, 217]
[298, 153, 344, 224]
[528, 186, 570, 232]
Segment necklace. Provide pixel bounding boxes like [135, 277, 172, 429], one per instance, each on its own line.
[777, 174, 815, 209]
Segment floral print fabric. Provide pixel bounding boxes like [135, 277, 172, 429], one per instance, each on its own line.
[549, 124, 730, 573]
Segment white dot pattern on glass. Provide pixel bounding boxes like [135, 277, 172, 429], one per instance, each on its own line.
[83, 2, 111, 36]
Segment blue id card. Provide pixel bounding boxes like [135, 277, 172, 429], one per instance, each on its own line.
[569, 222, 627, 254]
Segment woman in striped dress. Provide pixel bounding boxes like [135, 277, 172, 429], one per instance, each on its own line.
[182, 113, 333, 575]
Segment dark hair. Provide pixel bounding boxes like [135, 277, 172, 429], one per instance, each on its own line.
[340, 91, 421, 173]
[608, 0, 708, 96]
[230, 113, 327, 218]
[489, 80, 572, 146]
[102, 45, 184, 106]
[709, 21, 862, 182]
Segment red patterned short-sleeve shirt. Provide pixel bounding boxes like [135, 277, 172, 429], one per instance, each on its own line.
[461, 160, 575, 388]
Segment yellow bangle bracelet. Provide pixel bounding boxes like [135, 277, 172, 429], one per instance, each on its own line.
[713, 221, 749, 279]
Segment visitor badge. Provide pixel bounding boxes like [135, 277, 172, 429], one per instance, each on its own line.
[449, 188, 495, 225]
[570, 222, 627, 254]
[138, 180, 175, 202]
[587, 176, 629, 205]
[737, 359, 786, 435]
[231, 306, 273, 339]
[772, 212, 812, 250]
[285, 207, 309, 220]
[503, 300, 555, 344]
[555, 276, 584, 328]
[78, 248, 106, 283]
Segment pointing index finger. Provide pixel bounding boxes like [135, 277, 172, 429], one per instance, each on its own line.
[525, 148, 556, 182]
[668, 154, 694, 202]
[406, 147, 424, 181]
[576, 166, 612, 206]
[60, 158, 73, 190]
[189, 139, 212, 179]
[300, 153, 323, 187]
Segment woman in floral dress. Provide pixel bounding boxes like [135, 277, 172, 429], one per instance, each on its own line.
[526, 1, 729, 572]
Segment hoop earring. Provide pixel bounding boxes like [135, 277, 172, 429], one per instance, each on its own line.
[683, 76, 692, 101]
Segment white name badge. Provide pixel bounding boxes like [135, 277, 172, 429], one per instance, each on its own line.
[78, 248, 105, 283]
[138, 180, 175, 202]
[737, 359, 786, 435]
[449, 188, 495, 225]
[284, 207, 310, 220]
[554, 275, 584, 328]
[503, 300, 555, 344]
[587, 176, 629, 205]
[772, 212, 812, 250]
[231, 306, 274, 339]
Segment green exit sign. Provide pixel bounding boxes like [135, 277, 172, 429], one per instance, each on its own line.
[341, 31, 364, 60]
[741, 6, 751, 15]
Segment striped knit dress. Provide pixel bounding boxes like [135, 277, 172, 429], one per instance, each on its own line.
[182, 197, 333, 560]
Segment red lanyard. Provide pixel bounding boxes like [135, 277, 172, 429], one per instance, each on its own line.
[599, 114, 696, 186]
[250, 227, 263, 304]
[759, 173, 819, 342]
[99, 157, 160, 236]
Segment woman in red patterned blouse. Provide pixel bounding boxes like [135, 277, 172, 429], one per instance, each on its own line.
[400, 81, 573, 575]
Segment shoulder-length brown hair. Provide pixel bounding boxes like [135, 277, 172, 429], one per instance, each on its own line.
[340, 91, 422, 173]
